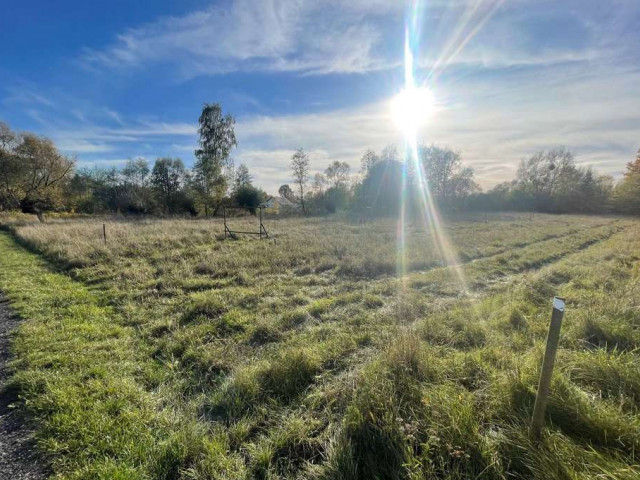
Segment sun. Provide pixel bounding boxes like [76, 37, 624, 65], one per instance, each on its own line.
[391, 86, 436, 136]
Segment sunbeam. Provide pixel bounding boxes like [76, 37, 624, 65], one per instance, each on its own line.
[427, 0, 507, 82]
[394, 0, 475, 297]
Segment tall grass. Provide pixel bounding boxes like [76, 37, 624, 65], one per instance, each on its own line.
[0, 213, 638, 478]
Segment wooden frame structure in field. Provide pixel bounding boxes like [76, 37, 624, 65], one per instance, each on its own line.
[222, 206, 269, 239]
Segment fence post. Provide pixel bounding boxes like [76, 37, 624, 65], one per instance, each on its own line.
[103, 223, 107, 245]
[223, 207, 227, 239]
[531, 297, 565, 438]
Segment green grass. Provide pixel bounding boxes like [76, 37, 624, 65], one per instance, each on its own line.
[0, 213, 639, 479]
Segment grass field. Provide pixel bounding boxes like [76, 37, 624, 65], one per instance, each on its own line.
[1, 212, 639, 479]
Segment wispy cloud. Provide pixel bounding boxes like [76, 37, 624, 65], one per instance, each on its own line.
[4, 89, 55, 108]
[80, 0, 401, 77]
[57, 139, 113, 154]
[76, 158, 132, 168]
[77, 0, 631, 80]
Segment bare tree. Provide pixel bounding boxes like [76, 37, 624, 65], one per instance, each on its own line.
[361, 145, 398, 175]
[312, 173, 327, 194]
[418, 144, 477, 203]
[325, 161, 350, 189]
[290, 148, 310, 214]
[381, 144, 399, 162]
[516, 148, 577, 196]
[122, 157, 150, 187]
[360, 149, 379, 174]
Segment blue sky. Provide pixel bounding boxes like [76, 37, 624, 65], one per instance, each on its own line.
[1, 0, 639, 193]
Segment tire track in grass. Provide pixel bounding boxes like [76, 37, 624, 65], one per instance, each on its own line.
[406, 222, 625, 296]
[264, 223, 636, 477]
[210, 222, 629, 472]
[333, 219, 618, 279]
[213, 222, 625, 401]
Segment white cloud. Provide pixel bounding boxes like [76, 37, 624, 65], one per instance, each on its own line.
[4, 90, 55, 108]
[81, 0, 401, 77]
[57, 139, 113, 154]
[76, 158, 131, 168]
[77, 0, 636, 81]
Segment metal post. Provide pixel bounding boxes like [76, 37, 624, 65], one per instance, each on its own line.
[259, 207, 263, 240]
[223, 207, 227, 239]
[531, 297, 565, 438]
[103, 223, 107, 245]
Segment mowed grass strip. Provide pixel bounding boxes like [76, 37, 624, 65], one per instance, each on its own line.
[0, 232, 246, 479]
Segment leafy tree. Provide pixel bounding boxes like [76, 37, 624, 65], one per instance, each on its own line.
[94, 168, 129, 213]
[151, 158, 186, 214]
[278, 184, 295, 200]
[290, 148, 310, 214]
[233, 185, 265, 214]
[354, 158, 404, 214]
[122, 158, 150, 186]
[234, 163, 252, 191]
[193, 103, 237, 215]
[0, 122, 74, 220]
[65, 168, 98, 213]
[613, 150, 640, 214]
[561, 167, 612, 213]
[325, 161, 350, 189]
[121, 158, 153, 213]
[626, 148, 640, 176]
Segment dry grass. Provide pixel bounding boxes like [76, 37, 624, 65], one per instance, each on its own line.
[0, 212, 639, 479]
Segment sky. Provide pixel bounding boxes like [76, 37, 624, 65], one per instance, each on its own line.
[1, 0, 639, 193]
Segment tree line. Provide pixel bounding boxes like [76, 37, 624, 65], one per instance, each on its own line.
[0, 105, 266, 219]
[279, 144, 640, 217]
[2, 103, 640, 220]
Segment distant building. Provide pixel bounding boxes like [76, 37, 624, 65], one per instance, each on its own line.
[263, 196, 300, 213]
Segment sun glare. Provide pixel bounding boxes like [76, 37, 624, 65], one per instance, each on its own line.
[391, 86, 435, 135]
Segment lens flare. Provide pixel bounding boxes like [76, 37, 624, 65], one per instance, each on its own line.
[391, 86, 435, 136]
[395, 1, 470, 297]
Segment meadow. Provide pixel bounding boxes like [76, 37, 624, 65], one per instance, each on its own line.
[0, 212, 639, 479]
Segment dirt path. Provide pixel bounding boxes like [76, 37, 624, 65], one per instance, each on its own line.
[0, 294, 47, 480]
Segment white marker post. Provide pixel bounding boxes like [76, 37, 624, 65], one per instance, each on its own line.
[531, 296, 565, 438]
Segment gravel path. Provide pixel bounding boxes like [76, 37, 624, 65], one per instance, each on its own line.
[0, 294, 47, 480]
